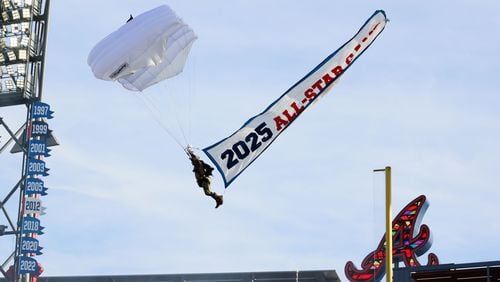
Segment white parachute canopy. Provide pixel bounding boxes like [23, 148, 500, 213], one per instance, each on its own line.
[87, 5, 197, 91]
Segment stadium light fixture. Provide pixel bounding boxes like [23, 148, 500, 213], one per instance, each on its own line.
[11, 10, 20, 21]
[22, 8, 30, 19]
[6, 50, 16, 61]
[1, 0, 10, 9]
[6, 65, 15, 75]
[5, 79, 15, 90]
[1, 11, 9, 21]
[20, 36, 28, 46]
[17, 49, 27, 61]
[0, 0, 44, 105]
[9, 37, 18, 48]
[17, 64, 25, 74]
[15, 76, 24, 88]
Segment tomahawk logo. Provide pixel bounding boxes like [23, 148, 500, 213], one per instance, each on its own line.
[345, 195, 439, 281]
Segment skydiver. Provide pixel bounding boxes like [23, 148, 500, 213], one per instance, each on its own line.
[186, 146, 223, 208]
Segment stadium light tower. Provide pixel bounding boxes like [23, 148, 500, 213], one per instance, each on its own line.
[0, 0, 52, 281]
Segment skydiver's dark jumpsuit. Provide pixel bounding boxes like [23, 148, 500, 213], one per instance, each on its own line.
[187, 149, 223, 208]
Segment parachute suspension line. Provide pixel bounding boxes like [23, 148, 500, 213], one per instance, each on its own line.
[152, 40, 198, 147]
[141, 95, 184, 149]
[135, 94, 185, 150]
[142, 91, 190, 147]
[149, 54, 198, 148]
[185, 49, 198, 144]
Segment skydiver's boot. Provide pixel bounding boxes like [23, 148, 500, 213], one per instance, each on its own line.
[213, 194, 223, 209]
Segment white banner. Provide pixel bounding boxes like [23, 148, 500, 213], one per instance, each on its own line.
[204, 10, 387, 187]
[24, 197, 46, 216]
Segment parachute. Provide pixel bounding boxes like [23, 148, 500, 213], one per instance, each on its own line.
[87, 4, 198, 146]
[87, 5, 197, 91]
[87, 5, 223, 207]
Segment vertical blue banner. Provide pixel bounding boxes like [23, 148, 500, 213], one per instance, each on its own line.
[26, 159, 49, 176]
[30, 121, 51, 138]
[17, 256, 41, 275]
[21, 216, 44, 235]
[28, 139, 51, 158]
[32, 102, 54, 119]
[25, 178, 48, 196]
[20, 237, 43, 255]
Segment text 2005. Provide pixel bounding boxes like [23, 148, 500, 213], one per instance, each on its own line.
[221, 122, 273, 169]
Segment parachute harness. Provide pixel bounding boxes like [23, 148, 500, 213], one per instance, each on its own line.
[186, 146, 223, 208]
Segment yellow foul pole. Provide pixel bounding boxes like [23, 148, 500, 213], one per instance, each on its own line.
[374, 166, 392, 282]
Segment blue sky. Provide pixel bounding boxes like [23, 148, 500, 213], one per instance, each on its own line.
[1, 1, 500, 280]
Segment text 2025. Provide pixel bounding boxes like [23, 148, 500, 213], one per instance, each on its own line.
[221, 122, 273, 170]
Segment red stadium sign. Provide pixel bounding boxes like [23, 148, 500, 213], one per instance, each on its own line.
[345, 195, 439, 281]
